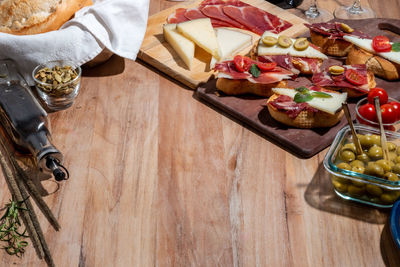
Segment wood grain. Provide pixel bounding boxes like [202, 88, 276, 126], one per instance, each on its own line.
[138, 0, 309, 89]
[0, 0, 399, 267]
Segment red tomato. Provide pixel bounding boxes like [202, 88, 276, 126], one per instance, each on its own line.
[372, 36, 392, 53]
[233, 55, 253, 72]
[345, 69, 367, 86]
[358, 103, 377, 122]
[256, 62, 277, 71]
[389, 101, 400, 120]
[367, 87, 388, 105]
[381, 104, 398, 123]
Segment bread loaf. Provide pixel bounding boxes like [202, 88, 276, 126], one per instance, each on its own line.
[0, 0, 92, 35]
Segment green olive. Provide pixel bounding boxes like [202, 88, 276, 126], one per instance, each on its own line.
[350, 160, 364, 168]
[385, 172, 400, 182]
[332, 180, 348, 193]
[370, 135, 381, 146]
[389, 152, 397, 162]
[360, 135, 373, 149]
[366, 184, 383, 197]
[351, 179, 365, 187]
[277, 35, 292, 48]
[365, 162, 385, 177]
[395, 156, 400, 164]
[352, 166, 365, 174]
[376, 159, 392, 172]
[341, 150, 356, 162]
[368, 146, 383, 160]
[293, 37, 309, 51]
[341, 143, 357, 154]
[356, 153, 370, 163]
[337, 162, 351, 170]
[262, 36, 278, 46]
[380, 193, 397, 204]
[392, 163, 400, 174]
[387, 142, 397, 151]
[347, 185, 365, 197]
[396, 146, 400, 155]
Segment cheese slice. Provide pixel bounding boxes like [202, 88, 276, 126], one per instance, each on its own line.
[257, 32, 328, 60]
[177, 18, 220, 59]
[163, 24, 195, 70]
[343, 35, 400, 65]
[272, 88, 347, 115]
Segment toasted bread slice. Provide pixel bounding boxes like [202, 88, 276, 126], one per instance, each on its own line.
[216, 78, 287, 97]
[310, 31, 353, 57]
[346, 46, 400, 80]
[266, 94, 344, 128]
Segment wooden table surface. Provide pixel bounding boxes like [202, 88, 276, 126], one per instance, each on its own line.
[1, 0, 400, 266]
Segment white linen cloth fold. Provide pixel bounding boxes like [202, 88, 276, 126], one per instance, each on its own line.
[0, 0, 150, 85]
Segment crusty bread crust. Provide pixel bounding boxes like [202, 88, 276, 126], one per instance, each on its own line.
[323, 70, 376, 98]
[309, 31, 353, 57]
[0, 0, 92, 35]
[266, 94, 344, 128]
[346, 46, 400, 81]
[216, 78, 288, 97]
[291, 57, 323, 75]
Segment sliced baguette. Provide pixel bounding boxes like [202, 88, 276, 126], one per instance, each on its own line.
[266, 94, 344, 128]
[216, 78, 287, 97]
[309, 30, 353, 57]
[346, 46, 400, 81]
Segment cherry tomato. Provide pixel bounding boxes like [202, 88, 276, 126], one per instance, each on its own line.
[372, 36, 392, 53]
[358, 103, 377, 122]
[345, 69, 367, 86]
[389, 101, 400, 120]
[381, 104, 398, 123]
[233, 55, 253, 72]
[367, 87, 388, 105]
[256, 62, 277, 71]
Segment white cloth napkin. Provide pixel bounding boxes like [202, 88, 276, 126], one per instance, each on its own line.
[0, 0, 150, 85]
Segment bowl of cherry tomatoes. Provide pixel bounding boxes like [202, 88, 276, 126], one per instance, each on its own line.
[356, 88, 400, 131]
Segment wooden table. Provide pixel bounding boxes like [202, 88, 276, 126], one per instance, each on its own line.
[1, 0, 400, 266]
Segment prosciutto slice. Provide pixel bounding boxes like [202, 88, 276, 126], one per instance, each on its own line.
[258, 55, 300, 75]
[200, 0, 249, 7]
[214, 60, 294, 84]
[312, 65, 370, 92]
[269, 95, 318, 119]
[185, 8, 233, 28]
[201, 5, 247, 29]
[305, 23, 370, 39]
[223, 5, 292, 35]
[167, 8, 189, 24]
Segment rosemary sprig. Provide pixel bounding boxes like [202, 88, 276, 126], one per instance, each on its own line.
[0, 199, 29, 257]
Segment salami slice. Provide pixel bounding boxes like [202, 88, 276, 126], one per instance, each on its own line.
[222, 5, 292, 35]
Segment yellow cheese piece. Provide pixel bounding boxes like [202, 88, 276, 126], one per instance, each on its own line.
[163, 24, 195, 70]
[177, 18, 220, 59]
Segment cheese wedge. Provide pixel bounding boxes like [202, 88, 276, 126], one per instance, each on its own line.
[210, 28, 252, 68]
[258, 32, 328, 60]
[177, 18, 220, 59]
[343, 35, 400, 65]
[272, 88, 347, 115]
[163, 24, 195, 70]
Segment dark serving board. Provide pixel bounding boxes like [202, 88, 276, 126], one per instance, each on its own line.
[196, 18, 400, 158]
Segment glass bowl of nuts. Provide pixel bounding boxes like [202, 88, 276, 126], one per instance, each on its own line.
[32, 61, 81, 111]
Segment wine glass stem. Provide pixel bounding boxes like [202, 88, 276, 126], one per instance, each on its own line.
[349, 0, 362, 13]
[305, 0, 320, 18]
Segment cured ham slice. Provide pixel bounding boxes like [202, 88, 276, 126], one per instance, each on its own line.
[185, 8, 232, 28]
[200, 0, 249, 7]
[269, 95, 318, 119]
[167, 8, 189, 24]
[223, 5, 292, 35]
[305, 23, 370, 39]
[214, 60, 294, 84]
[293, 57, 322, 73]
[312, 65, 370, 92]
[201, 5, 247, 29]
[258, 55, 300, 75]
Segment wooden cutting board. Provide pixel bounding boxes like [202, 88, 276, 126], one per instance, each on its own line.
[196, 18, 400, 158]
[137, 0, 308, 89]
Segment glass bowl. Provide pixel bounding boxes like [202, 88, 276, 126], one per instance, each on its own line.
[355, 97, 400, 131]
[323, 125, 400, 208]
[32, 60, 81, 111]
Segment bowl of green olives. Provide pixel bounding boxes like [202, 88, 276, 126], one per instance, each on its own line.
[324, 125, 400, 208]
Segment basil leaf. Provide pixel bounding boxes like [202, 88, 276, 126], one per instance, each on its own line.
[311, 91, 332, 98]
[249, 64, 260, 77]
[392, 42, 400, 52]
[294, 93, 313, 103]
[295, 86, 310, 93]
